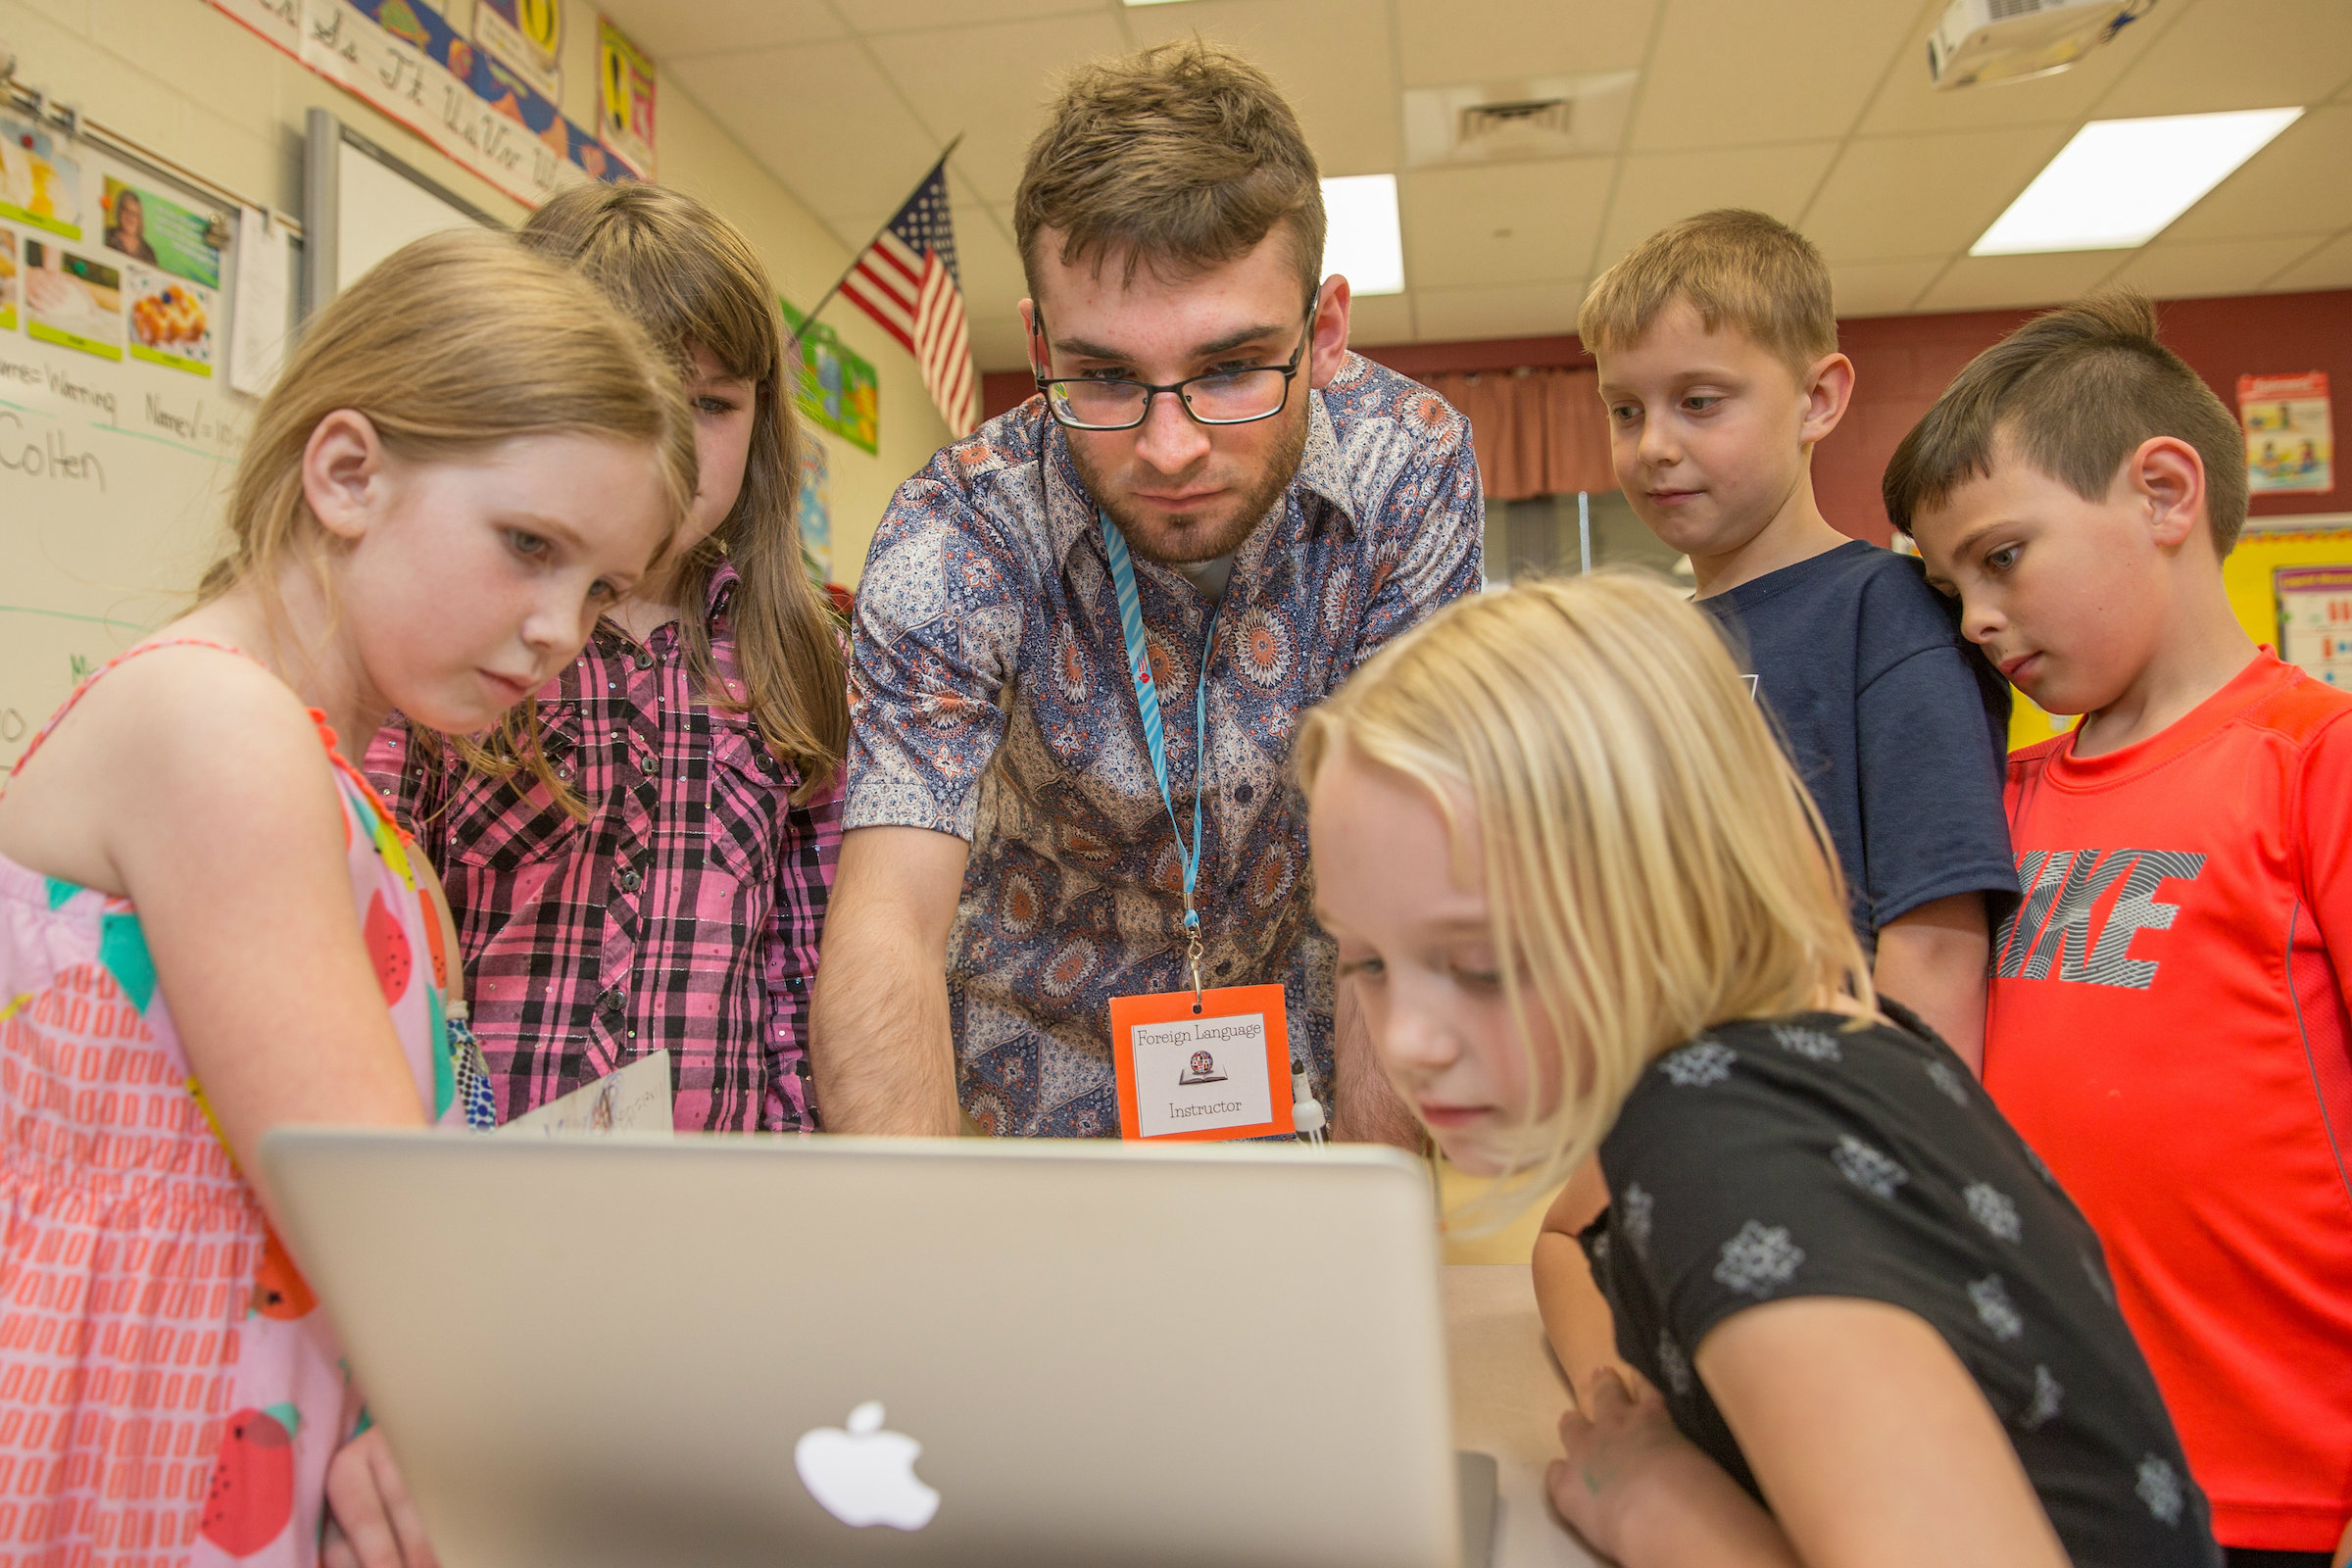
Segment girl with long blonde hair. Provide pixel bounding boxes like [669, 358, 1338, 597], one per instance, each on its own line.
[1298, 572, 2219, 1568]
[0, 228, 692, 1568]
[368, 181, 850, 1134]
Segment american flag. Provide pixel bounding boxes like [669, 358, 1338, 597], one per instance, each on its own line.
[838, 156, 978, 438]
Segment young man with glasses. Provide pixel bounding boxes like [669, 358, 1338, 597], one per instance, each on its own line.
[810, 41, 1483, 1139]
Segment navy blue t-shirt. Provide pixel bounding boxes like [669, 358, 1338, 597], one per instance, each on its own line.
[1699, 540, 2015, 943]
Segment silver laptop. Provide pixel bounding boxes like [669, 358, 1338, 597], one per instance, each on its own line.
[261, 1130, 1488, 1568]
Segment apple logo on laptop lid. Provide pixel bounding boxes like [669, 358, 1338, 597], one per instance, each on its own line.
[795, 1401, 941, 1531]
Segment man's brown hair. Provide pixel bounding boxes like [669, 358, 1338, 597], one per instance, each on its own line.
[1883, 291, 2248, 554]
[1014, 40, 1324, 301]
[1578, 209, 1837, 380]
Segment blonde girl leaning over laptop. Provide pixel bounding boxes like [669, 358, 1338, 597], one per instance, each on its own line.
[0, 229, 693, 1568]
[1297, 573, 2223, 1568]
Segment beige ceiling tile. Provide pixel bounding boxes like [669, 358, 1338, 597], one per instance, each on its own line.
[1597, 142, 1841, 265]
[1913, 250, 2129, 313]
[2094, 0, 2352, 119]
[1831, 258, 1946, 318]
[1125, 0, 1402, 175]
[1627, 0, 1924, 151]
[1412, 279, 1590, 341]
[848, 0, 1107, 33]
[867, 12, 1130, 208]
[592, 0, 843, 58]
[669, 44, 944, 227]
[1400, 159, 1616, 289]
[2262, 232, 2352, 292]
[1344, 292, 1418, 349]
[2162, 104, 2352, 243]
[1855, 0, 2171, 137]
[2102, 234, 2337, 299]
[1393, 0, 1657, 87]
[1801, 125, 2072, 262]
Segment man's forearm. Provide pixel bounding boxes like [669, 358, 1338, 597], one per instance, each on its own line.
[809, 917, 960, 1136]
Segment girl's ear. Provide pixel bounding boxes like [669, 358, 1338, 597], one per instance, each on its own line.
[301, 409, 389, 544]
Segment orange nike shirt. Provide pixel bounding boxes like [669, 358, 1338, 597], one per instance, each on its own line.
[1987, 650, 2352, 1552]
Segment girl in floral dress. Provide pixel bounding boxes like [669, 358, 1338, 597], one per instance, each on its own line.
[0, 229, 694, 1568]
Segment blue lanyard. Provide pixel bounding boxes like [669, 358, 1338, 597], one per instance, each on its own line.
[1100, 511, 1220, 997]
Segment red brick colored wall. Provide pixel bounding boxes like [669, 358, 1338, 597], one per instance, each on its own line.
[983, 291, 2352, 544]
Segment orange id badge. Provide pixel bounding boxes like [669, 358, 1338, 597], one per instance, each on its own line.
[1108, 983, 1295, 1143]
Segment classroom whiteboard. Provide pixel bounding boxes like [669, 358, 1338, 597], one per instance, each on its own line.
[303, 110, 503, 314]
[0, 112, 265, 767]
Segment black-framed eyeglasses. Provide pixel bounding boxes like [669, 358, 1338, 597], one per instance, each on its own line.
[1033, 297, 1317, 431]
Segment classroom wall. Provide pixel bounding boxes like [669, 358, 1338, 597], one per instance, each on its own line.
[1335, 290, 2352, 547]
[1826, 291, 2352, 544]
[0, 0, 948, 586]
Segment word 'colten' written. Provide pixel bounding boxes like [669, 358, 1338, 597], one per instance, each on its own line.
[0, 413, 106, 490]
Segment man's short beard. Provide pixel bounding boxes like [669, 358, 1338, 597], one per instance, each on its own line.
[1073, 403, 1311, 565]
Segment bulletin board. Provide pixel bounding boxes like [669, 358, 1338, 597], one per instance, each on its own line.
[0, 103, 284, 767]
[2004, 514, 2352, 750]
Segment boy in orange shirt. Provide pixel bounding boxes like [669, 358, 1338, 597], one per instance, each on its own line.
[1892, 292, 2352, 1568]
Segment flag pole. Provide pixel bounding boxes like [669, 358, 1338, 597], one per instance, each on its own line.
[787, 134, 964, 347]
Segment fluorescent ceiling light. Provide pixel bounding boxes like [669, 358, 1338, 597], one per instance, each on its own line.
[1972, 107, 2303, 255]
[1321, 174, 1406, 296]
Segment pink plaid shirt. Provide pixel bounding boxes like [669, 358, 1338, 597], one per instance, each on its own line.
[365, 565, 842, 1132]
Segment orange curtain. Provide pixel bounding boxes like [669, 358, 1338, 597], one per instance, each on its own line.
[1421, 368, 1615, 503]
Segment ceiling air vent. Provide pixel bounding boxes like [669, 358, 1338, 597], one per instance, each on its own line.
[1460, 98, 1572, 144]
[1403, 73, 1637, 167]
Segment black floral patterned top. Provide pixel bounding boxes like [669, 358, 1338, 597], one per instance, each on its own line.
[1580, 1004, 2221, 1568]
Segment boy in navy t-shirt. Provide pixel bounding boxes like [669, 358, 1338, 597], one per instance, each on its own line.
[1577, 210, 2014, 1065]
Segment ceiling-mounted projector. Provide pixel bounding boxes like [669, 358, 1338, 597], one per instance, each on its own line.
[1927, 0, 2155, 90]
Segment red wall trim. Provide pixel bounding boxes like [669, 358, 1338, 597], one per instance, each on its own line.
[983, 290, 2352, 543]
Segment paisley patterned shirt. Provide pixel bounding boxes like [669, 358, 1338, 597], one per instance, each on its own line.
[845, 353, 1483, 1136]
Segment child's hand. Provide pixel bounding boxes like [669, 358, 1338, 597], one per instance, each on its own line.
[323, 1429, 439, 1568]
[1544, 1366, 1707, 1562]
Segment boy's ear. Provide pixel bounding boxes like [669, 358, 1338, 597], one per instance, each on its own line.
[301, 409, 389, 545]
[2127, 436, 2209, 553]
[1799, 352, 1856, 447]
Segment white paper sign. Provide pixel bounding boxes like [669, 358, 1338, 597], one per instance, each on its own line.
[228, 206, 288, 397]
[496, 1049, 672, 1138]
[1132, 1013, 1273, 1138]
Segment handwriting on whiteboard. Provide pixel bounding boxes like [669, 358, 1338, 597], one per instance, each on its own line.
[0, 413, 106, 490]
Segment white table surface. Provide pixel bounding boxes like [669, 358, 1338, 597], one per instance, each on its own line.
[1444, 1264, 1603, 1568]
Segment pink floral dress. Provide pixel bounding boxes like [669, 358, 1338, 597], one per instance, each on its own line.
[0, 641, 468, 1566]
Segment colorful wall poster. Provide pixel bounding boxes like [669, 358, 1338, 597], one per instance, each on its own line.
[0, 116, 83, 239]
[208, 0, 621, 206]
[0, 229, 16, 332]
[2275, 564, 2352, 688]
[2240, 371, 2332, 495]
[100, 177, 221, 290]
[474, 0, 563, 103]
[597, 15, 657, 179]
[799, 433, 833, 582]
[780, 299, 880, 455]
[23, 240, 122, 360]
[126, 266, 215, 376]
